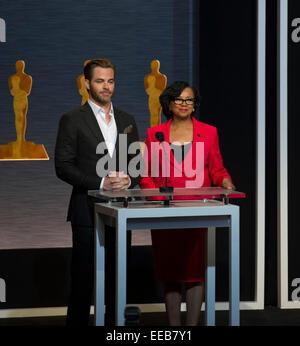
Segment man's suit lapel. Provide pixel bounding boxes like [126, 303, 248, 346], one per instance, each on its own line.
[112, 108, 124, 170]
[81, 102, 105, 144]
[80, 104, 126, 171]
[114, 107, 122, 152]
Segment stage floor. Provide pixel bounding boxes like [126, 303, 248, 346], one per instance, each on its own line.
[0, 162, 151, 250]
[1, 307, 300, 326]
[0, 224, 151, 249]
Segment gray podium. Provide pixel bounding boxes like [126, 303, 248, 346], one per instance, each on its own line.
[88, 187, 245, 326]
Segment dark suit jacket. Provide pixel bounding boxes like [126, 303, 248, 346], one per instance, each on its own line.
[55, 102, 140, 227]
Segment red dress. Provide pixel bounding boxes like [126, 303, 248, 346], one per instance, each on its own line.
[140, 116, 232, 283]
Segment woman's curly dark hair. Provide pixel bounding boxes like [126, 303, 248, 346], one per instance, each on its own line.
[159, 81, 200, 120]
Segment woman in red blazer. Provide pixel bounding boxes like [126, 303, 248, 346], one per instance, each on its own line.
[140, 81, 235, 326]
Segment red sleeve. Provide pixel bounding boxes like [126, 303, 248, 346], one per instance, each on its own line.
[208, 127, 232, 187]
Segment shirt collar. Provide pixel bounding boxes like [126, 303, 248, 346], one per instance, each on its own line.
[88, 98, 114, 118]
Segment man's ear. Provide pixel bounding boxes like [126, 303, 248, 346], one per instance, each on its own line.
[85, 79, 90, 92]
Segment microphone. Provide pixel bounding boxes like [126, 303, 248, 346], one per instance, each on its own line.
[155, 132, 174, 193]
[155, 131, 164, 143]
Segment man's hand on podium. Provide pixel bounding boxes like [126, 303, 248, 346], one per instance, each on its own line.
[103, 171, 130, 191]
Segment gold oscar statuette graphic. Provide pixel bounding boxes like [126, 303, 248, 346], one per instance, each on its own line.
[144, 59, 167, 128]
[77, 59, 91, 105]
[0, 60, 49, 160]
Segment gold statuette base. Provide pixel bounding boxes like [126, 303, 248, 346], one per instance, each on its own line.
[0, 141, 49, 161]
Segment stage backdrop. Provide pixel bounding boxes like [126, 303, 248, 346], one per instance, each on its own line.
[0, 0, 195, 249]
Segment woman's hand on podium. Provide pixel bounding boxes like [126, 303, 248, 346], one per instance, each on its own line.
[222, 177, 236, 190]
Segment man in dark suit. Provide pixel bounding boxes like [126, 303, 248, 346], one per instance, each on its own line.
[55, 58, 140, 326]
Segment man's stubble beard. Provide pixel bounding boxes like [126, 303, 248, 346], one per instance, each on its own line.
[89, 86, 113, 106]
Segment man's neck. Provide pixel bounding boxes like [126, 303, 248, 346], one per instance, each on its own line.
[89, 97, 112, 124]
[89, 97, 111, 113]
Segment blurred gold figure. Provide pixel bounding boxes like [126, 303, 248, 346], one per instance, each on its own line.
[9, 61, 31, 149]
[0, 60, 49, 160]
[77, 59, 91, 105]
[144, 60, 167, 127]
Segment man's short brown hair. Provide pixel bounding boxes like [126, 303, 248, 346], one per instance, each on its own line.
[84, 58, 116, 81]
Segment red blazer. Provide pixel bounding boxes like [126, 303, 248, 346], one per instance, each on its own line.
[140, 116, 232, 194]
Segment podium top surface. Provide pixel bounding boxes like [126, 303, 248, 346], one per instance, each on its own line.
[88, 187, 245, 200]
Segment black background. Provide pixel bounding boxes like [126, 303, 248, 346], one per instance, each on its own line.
[288, 0, 300, 301]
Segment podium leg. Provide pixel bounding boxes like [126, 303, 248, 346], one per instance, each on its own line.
[94, 212, 105, 326]
[116, 215, 127, 326]
[229, 208, 240, 326]
[205, 227, 216, 326]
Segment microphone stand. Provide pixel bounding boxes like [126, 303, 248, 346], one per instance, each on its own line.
[155, 132, 173, 203]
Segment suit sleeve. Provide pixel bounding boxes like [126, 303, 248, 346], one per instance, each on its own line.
[54, 114, 102, 190]
[208, 127, 232, 187]
[126, 115, 142, 188]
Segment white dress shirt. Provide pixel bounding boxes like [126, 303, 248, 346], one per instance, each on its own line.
[88, 98, 117, 157]
[88, 99, 117, 189]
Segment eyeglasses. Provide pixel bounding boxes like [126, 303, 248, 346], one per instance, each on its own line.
[173, 98, 195, 105]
